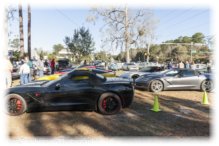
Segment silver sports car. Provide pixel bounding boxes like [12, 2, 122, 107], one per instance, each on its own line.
[119, 66, 166, 80]
[135, 68, 213, 92]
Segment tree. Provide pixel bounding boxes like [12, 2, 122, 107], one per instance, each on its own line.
[171, 45, 188, 61]
[94, 51, 110, 61]
[192, 32, 205, 43]
[52, 44, 65, 55]
[9, 38, 20, 48]
[19, 4, 24, 57]
[35, 48, 48, 59]
[27, 4, 31, 59]
[87, 6, 157, 63]
[64, 27, 95, 61]
[182, 36, 192, 43]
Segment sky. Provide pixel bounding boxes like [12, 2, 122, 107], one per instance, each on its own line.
[8, 5, 211, 55]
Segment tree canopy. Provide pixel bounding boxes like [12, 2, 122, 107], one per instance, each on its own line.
[52, 44, 65, 55]
[64, 27, 95, 58]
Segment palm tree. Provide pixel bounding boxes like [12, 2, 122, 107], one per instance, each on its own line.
[27, 4, 31, 59]
[19, 4, 24, 57]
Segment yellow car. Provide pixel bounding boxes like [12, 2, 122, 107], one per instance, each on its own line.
[36, 68, 116, 81]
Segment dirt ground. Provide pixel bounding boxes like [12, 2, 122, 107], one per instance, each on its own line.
[8, 79, 212, 138]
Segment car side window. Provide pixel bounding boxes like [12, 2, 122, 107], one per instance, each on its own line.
[181, 70, 195, 77]
[69, 72, 90, 83]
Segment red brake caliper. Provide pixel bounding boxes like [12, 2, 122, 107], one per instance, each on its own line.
[16, 100, 22, 111]
[103, 99, 107, 109]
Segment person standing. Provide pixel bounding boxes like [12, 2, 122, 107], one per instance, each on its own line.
[185, 61, 190, 69]
[37, 57, 44, 77]
[50, 58, 56, 74]
[26, 57, 33, 82]
[19, 59, 30, 85]
[84, 60, 87, 65]
[178, 61, 185, 69]
[3, 56, 13, 88]
[167, 61, 172, 69]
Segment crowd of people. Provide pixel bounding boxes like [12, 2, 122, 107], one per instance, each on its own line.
[4, 55, 213, 89]
[166, 60, 212, 72]
[4, 55, 57, 88]
[167, 60, 192, 69]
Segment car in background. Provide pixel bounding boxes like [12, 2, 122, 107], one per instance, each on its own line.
[138, 62, 162, 70]
[56, 59, 70, 71]
[108, 63, 119, 71]
[191, 63, 208, 73]
[6, 69, 134, 116]
[12, 66, 20, 80]
[135, 68, 213, 92]
[54, 67, 76, 75]
[119, 66, 166, 80]
[122, 62, 139, 71]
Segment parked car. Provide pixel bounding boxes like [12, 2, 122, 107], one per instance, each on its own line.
[6, 69, 134, 116]
[135, 68, 213, 92]
[36, 68, 116, 81]
[191, 63, 208, 73]
[108, 63, 119, 71]
[122, 62, 139, 71]
[138, 62, 162, 70]
[56, 59, 70, 71]
[119, 66, 166, 80]
[11, 64, 20, 80]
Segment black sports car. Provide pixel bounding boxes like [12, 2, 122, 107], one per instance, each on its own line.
[135, 68, 213, 92]
[6, 69, 134, 116]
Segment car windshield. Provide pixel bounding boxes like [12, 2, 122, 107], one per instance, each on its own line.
[42, 66, 82, 87]
[140, 66, 162, 72]
[165, 70, 180, 76]
[42, 73, 69, 87]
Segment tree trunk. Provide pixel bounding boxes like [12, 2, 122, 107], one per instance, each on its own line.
[125, 5, 130, 63]
[28, 5, 31, 59]
[19, 4, 24, 57]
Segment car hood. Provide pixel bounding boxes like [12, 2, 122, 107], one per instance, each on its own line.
[8, 80, 47, 92]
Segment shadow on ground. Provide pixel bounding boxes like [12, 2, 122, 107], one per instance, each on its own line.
[8, 90, 211, 138]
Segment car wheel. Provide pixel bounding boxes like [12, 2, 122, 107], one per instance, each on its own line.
[150, 80, 163, 92]
[98, 93, 122, 115]
[201, 80, 213, 92]
[6, 94, 27, 116]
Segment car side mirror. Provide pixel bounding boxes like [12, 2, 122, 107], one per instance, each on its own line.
[55, 83, 61, 90]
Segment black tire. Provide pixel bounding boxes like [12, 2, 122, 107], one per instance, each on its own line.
[150, 80, 163, 92]
[201, 80, 213, 92]
[97, 93, 122, 115]
[6, 94, 27, 116]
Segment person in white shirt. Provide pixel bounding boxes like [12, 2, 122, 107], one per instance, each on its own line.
[178, 61, 185, 69]
[3, 56, 13, 88]
[19, 59, 30, 85]
[37, 57, 44, 77]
